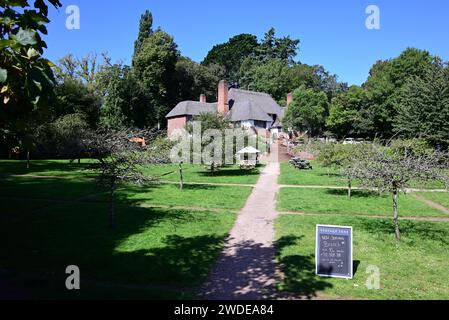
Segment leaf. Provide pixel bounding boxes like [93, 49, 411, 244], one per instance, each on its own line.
[10, 28, 37, 46]
[1, 85, 8, 94]
[0, 39, 15, 50]
[0, 69, 7, 83]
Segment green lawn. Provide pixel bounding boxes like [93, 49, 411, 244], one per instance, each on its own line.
[144, 163, 263, 185]
[275, 214, 449, 299]
[114, 183, 252, 210]
[0, 160, 263, 185]
[279, 161, 447, 189]
[0, 160, 257, 299]
[279, 162, 348, 187]
[0, 200, 235, 299]
[278, 188, 448, 218]
[416, 192, 449, 209]
[0, 159, 96, 177]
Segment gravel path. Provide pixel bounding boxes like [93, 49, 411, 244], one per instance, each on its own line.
[200, 162, 281, 300]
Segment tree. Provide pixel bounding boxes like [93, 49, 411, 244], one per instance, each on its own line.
[283, 86, 328, 136]
[186, 112, 232, 173]
[326, 86, 367, 138]
[394, 60, 449, 148]
[354, 143, 448, 240]
[1, 0, 62, 159]
[133, 10, 153, 62]
[85, 129, 169, 227]
[133, 29, 179, 127]
[239, 58, 292, 101]
[54, 78, 101, 128]
[176, 57, 224, 102]
[202, 34, 259, 86]
[256, 27, 299, 64]
[362, 48, 435, 138]
[97, 63, 151, 129]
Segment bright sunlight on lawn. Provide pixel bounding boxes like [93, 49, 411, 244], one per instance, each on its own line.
[275, 214, 449, 299]
[279, 162, 447, 189]
[0, 159, 258, 299]
[277, 188, 449, 218]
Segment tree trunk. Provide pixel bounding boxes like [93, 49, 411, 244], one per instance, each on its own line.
[393, 189, 401, 241]
[78, 158, 81, 164]
[179, 162, 184, 191]
[109, 189, 115, 228]
[348, 179, 352, 198]
[26, 150, 30, 169]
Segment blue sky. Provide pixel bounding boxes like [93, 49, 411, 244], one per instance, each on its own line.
[45, 0, 449, 85]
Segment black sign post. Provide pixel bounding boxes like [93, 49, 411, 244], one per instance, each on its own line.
[316, 225, 353, 279]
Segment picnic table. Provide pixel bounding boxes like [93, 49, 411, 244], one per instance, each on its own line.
[289, 157, 313, 170]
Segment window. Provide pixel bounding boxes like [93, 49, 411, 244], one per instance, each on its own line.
[254, 120, 267, 128]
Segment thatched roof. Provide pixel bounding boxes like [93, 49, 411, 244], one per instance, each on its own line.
[166, 101, 217, 119]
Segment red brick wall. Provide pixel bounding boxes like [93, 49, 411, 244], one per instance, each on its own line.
[167, 116, 187, 136]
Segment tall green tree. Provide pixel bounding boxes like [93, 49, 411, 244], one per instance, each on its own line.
[363, 48, 434, 138]
[239, 58, 292, 101]
[202, 34, 259, 85]
[394, 59, 449, 147]
[176, 57, 224, 102]
[133, 29, 179, 128]
[326, 85, 367, 138]
[283, 86, 328, 136]
[133, 10, 153, 62]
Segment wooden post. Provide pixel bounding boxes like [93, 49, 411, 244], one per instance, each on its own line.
[179, 161, 184, 191]
[27, 149, 30, 169]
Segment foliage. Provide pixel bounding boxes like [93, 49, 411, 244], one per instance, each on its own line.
[0, 0, 62, 151]
[35, 113, 90, 159]
[175, 57, 224, 102]
[239, 58, 292, 101]
[53, 78, 101, 128]
[85, 129, 168, 227]
[133, 10, 153, 60]
[393, 60, 449, 148]
[326, 85, 368, 138]
[283, 86, 328, 135]
[352, 143, 448, 239]
[133, 30, 179, 127]
[362, 48, 435, 138]
[202, 33, 259, 85]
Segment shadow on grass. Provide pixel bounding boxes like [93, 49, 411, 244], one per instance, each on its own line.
[0, 160, 96, 176]
[274, 235, 333, 299]
[326, 188, 380, 198]
[0, 175, 231, 299]
[357, 218, 449, 245]
[198, 168, 261, 178]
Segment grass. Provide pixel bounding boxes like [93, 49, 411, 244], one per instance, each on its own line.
[144, 163, 263, 185]
[0, 159, 97, 177]
[0, 159, 259, 299]
[275, 214, 449, 299]
[279, 162, 348, 187]
[278, 188, 448, 218]
[0, 160, 263, 185]
[415, 192, 449, 209]
[0, 200, 235, 299]
[279, 161, 447, 189]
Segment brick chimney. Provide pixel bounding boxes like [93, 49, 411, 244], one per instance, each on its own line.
[217, 80, 229, 114]
[287, 92, 293, 107]
[200, 94, 206, 103]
